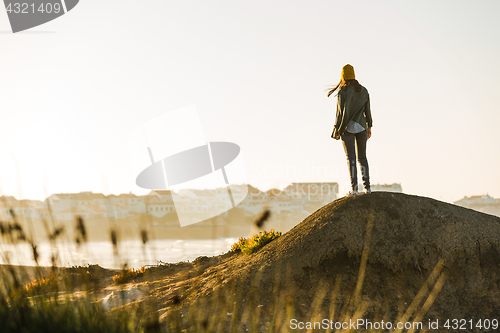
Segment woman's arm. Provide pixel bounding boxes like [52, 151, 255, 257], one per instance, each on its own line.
[364, 93, 373, 128]
[334, 92, 344, 131]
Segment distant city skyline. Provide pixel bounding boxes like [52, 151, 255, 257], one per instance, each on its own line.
[0, 183, 342, 232]
[1, 0, 499, 204]
[2, 184, 499, 226]
[3, 181, 496, 206]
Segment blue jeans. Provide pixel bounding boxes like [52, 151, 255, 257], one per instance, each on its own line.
[341, 130, 370, 192]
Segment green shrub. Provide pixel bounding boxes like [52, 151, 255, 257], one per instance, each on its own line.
[231, 229, 282, 255]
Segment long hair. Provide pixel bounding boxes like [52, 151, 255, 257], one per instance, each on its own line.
[326, 79, 362, 97]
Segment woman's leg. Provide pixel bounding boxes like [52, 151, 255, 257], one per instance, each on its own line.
[341, 131, 358, 192]
[355, 130, 370, 191]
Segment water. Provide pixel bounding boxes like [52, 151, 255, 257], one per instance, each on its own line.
[0, 238, 238, 269]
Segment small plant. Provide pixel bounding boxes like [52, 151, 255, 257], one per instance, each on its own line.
[23, 274, 60, 295]
[231, 229, 282, 255]
[112, 266, 146, 285]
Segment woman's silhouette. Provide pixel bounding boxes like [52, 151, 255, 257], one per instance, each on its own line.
[328, 64, 372, 196]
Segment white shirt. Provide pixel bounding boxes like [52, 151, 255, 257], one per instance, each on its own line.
[346, 120, 365, 134]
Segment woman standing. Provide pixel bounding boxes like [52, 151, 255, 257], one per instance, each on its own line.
[328, 64, 372, 196]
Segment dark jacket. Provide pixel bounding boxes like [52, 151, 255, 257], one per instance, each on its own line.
[332, 85, 372, 137]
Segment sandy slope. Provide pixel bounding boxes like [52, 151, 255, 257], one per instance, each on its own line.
[150, 192, 500, 329]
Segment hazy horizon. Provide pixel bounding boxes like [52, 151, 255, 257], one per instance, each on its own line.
[1, 0, 499, 204]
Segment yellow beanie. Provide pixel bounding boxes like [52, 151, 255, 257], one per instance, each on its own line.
[341, 64, 355, 81]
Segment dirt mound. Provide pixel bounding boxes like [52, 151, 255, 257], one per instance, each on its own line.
[161, 192, 500, 330]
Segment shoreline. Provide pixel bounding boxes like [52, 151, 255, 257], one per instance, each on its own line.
[0, 237, 236, 270]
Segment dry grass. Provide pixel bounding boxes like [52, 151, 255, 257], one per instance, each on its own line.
[112, 266, 146, 285]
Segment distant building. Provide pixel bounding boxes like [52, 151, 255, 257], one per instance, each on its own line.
[145, 190, 175, 216]
[45, 193, 76, 212]
[228, 185, 248, 205]
[118, 193, 146, 214]
[477, 205, 500, 218]
[371, 183, 402, 193]
[148, 190, 174, 202]
[269, 197, 304, 214]
[53, 208, 79, 221]
[73, 192, 101, 207]
[454, 194, 500, 218]
[1, 181, 393, 226]
[108, 194, 126, 207]
[0, 195, 18, 205]
[454, 194, 499, 206]
[242, 185, 268, 205]
[284, 182, 339, 203]
[0, 197, 46, 221]
[147, 202, 176, 217]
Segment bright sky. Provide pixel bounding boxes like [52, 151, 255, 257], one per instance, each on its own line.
[1, 0, 499, 203]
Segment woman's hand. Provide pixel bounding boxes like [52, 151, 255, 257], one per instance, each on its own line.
[367, 127, 372, 139]
[333, 128, 340, 140]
